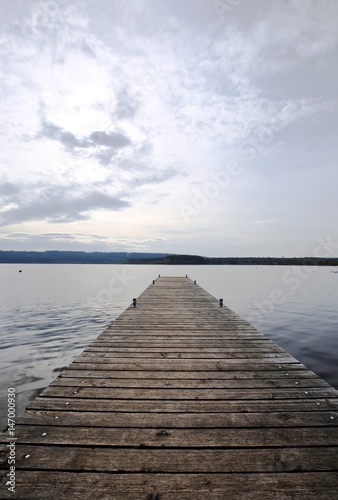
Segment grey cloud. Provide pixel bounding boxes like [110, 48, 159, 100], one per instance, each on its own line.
[40, 121, 85, 148]
[89, 131, 131, 148]
[0, 181, 22, 215]
[129, 167, 179, 188]
[0, 231, 118, 252]
[94, 149, 116, 165]
[81, 41, 96, 58]
[0, 186, 130, 226]
[7, 232, 110, 241]
[0, 182, 21, 198]
[90, 131, 131, 165]
[40, 121, 131, 152]
[115, 89, 139, 119]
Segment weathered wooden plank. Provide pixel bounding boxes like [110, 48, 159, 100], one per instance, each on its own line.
[101, 326, 260, 333]
[15, 409, 338, 428]
[59, 368, 322, 380]
[1, 471, 337, 499]
[66, 363, 306, 374]
[83, 346, 286, 353]
[73, 357, 299, 368]
[80, 351, 290, 359]
[5, 445, 338, 472]
[69, 359, 302, 371]
[7, 425, 338, 448]
[50, 376, 331, 389]
[97, 329, 267, 335]
[86, 337, 275, 344]
[90, 340, 277, 347]
[39, 386, 338, 400]
[27, 397, 338, 412]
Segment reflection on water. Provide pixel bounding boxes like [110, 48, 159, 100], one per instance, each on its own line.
[0, 264, 337, 430]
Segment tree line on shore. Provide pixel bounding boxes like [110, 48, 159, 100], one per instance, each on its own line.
[0, 251, 337, 266]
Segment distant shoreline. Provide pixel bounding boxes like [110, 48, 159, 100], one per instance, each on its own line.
[0, 251, 337, 266]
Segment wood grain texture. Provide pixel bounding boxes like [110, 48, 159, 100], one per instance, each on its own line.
[1, 472, 338, 499]
[1, 276, 338, 499]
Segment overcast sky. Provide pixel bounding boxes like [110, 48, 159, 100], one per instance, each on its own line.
[0, 0, 337, 257]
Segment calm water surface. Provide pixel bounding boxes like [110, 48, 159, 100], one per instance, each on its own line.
[1, 264, 338, 429]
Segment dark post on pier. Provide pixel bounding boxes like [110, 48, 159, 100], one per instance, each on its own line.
[1, 276, 338, 498]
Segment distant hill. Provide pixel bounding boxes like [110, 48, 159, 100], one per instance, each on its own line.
[126, 255, 338, 266]
[0, 250, 337, 266]
[0, 250, 169, 264]
[127, 254, 207, 265]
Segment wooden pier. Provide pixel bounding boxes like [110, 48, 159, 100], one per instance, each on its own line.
[1, 276, 338, 499]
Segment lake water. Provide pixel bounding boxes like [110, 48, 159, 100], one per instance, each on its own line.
[1, 264, 338, 429]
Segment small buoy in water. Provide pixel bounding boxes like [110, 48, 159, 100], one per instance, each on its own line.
[19, 270, 22, 273]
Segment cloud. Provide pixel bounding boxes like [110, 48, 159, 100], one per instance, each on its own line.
[0, 231, 170, 252]
[40, 121, 83, 148]
[0, 0, 337, 255]
[40, 121, 131, 151]
[0, 182, 21, 197]
[114, 88, 139, 120]
[94, 149, 116, 166]
[0, 184, 130, 226]
[89, 130, 131, 148]
[129, 167, 181, 188]
[3, 232, 110, 242]
[37, 118, 133, 167]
